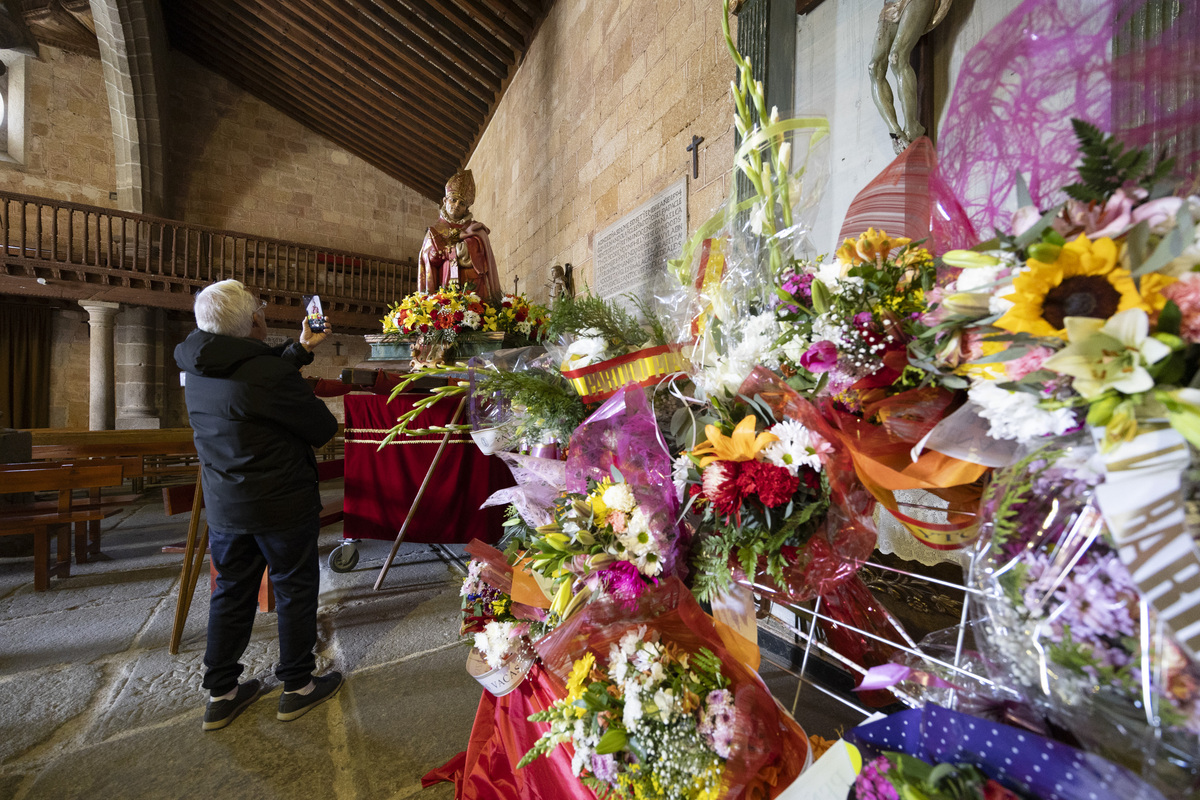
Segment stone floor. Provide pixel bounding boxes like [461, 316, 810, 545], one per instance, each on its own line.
[0, 484, 864, 800]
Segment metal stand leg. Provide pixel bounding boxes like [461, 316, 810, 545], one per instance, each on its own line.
[373, 396, 467, 591]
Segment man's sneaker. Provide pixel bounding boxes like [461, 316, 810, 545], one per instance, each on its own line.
[277, 672, 344, 721]
[202, 679, 262, 731]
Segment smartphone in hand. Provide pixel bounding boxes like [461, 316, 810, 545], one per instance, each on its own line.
[303, 295, 327, 333]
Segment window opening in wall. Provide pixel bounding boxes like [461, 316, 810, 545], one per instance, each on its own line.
[0, 50, 25, 165]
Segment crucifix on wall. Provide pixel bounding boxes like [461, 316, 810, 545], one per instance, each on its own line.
[687, 135, 704, 179]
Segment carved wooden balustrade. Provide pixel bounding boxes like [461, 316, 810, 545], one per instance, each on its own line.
[0, 190, 417, 332]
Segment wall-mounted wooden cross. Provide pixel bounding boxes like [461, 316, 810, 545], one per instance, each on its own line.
[687, 135, 704, 179]
[513, 276, 519, 295]
[333, 342, 342, 356]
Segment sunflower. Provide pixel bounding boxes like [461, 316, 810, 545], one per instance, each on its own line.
[995, 235, 1150, 339]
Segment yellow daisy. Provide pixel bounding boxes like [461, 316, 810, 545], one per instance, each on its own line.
[996, 235, 1150, 339]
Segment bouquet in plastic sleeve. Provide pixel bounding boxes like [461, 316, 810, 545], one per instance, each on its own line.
[486, 292, 551, 344]
[971, 436, 1200, 797]
[845, 704, 1172, 800]
[531, 576, 811, 800]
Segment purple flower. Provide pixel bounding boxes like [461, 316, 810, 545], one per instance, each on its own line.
[854, 757, 899, 800]
[600, 560, 646, 608]
[800, 340, 839, 373]
[590, 753, 618, 783]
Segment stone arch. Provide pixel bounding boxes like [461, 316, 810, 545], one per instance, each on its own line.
[88, 0, 169, 216]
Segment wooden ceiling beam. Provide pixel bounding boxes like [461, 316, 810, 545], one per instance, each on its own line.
[358, 0, 509, 89]
[364, 0, 506, 85]
[464, 0, 535, 44]
[400, 0, 515, 64]
[293, 0, 499, 108]
[228, 0, 490, 121]
[173, 34, 454, 198]
[177, 1, 476, 157]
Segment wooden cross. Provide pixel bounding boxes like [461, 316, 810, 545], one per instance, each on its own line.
[513, 276, 519, 295]
[687, 135, 704, 179]
[333, 342, 342, 356]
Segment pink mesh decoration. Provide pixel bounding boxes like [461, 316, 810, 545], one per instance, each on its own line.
[938, 0, 1122, 238]
[1113, 1, 1200, 188]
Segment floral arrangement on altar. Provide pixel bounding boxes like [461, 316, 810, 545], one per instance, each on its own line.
[519, 626, 734, 800]
[382, 284, 550, 350]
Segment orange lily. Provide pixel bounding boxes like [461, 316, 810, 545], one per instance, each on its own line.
[691, 416, 778, 466]
[836, 227, 912, 267]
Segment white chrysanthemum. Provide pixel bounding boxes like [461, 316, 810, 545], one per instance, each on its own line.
[762, 419, 831, 474]
[474, 620, 516, 668]
[967, 382, 1076, 443]
[619, 626, 645, 657]
[626, 507, 650, 538]
[602, 483, 635, 514]
[516, 320, 533, 335]
[462, 310, 481, 329]
[953, 265, 1004, 294]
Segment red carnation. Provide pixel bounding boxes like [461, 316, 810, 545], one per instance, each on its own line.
[516, 307, 528, 322]
[454, 310, 465, 322]
[799, 466, 820, 491]
[740, 461, 799, 507]
[702, 461, 744, 518]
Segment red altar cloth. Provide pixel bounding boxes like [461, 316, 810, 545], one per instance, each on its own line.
[343, 393, 515, 544]
[422, 664, 597, 800]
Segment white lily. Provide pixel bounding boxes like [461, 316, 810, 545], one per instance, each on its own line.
[1042, 309, 1173, 399]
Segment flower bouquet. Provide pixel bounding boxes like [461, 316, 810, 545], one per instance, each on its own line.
[775, 229, 991, 550]
[912, 121, 1200, 458]
[519, 627, 735, 799]
[486, 292, 551, 345]
[971, 437, 1200, 796]
[382, 281, 490, 364]
[531, 576, 811, 800]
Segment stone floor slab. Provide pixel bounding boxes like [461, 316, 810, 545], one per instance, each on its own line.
[0, 664, 102, 764]
[0, 598, 160, 672]
[342, 643, 482, 799]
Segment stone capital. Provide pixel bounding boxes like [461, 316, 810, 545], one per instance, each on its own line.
[79, 300, 121, 326]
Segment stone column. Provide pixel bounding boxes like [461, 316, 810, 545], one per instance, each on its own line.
[116, 305, 161, 429]
[79, 300, 120, 431]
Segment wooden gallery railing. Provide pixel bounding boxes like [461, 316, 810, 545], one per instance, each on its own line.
[0, 190, 418, 330]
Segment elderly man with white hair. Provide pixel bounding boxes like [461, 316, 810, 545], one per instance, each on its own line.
[174, 279, 342, 730]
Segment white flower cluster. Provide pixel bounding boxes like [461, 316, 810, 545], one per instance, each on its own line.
[615, 507, 662, 576]
[967, 382, 1076, 444]
[474, 620, 518, 669]
[516, 320, 533, 336]
[460, 559, 485, 597]
[693, 311, 783, 399]
[608, 628, 679, 734]
[461, 309, 481, 329]
[762, 419, 831, 474]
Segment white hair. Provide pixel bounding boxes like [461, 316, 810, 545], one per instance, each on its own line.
[194, 279, 259, 337]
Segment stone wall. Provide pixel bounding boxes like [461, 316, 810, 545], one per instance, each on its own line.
[466, 0, 738, 302]
[0, 48, 119, 207]
[48, 308, 92, 429]
[166, 52, 435, 262]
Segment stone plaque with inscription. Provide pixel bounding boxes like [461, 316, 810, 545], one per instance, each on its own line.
[594, 179, 687, 304]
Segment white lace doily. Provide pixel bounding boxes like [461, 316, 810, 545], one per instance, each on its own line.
[873, 489, 972, 568]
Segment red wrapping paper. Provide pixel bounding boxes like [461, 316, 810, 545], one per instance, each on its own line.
[422, 663, 598, 800]
[343, 393, 514, 543]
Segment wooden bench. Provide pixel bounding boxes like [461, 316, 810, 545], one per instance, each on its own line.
[29, 429, 199, 490]
[0, 457, 143, 562]
[162, 458, 345, 639]
[0, 464, 127, 590]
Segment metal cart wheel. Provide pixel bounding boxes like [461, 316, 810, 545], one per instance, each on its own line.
[329, 541, 360, 572]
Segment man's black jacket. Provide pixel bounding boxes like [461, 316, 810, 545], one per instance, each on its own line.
[174, 330, 338, 535]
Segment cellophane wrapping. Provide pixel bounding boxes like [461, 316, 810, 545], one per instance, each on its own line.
[566, 384, 689, 581]
[971, 435, 1200, 797]
[846, 704, 1172, 800]
[534, 575, 810, 800]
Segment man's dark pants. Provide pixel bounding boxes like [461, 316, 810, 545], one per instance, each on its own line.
[202, 518, 320, 695]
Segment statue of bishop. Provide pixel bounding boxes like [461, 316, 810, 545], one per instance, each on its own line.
[418, 169, 502, 300]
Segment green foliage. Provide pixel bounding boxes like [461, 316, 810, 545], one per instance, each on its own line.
[474, 368, 589, 444]
[628, 291, 671, 347]
[547, 292, 650, 349]
[1063, 118, 1175, 204]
